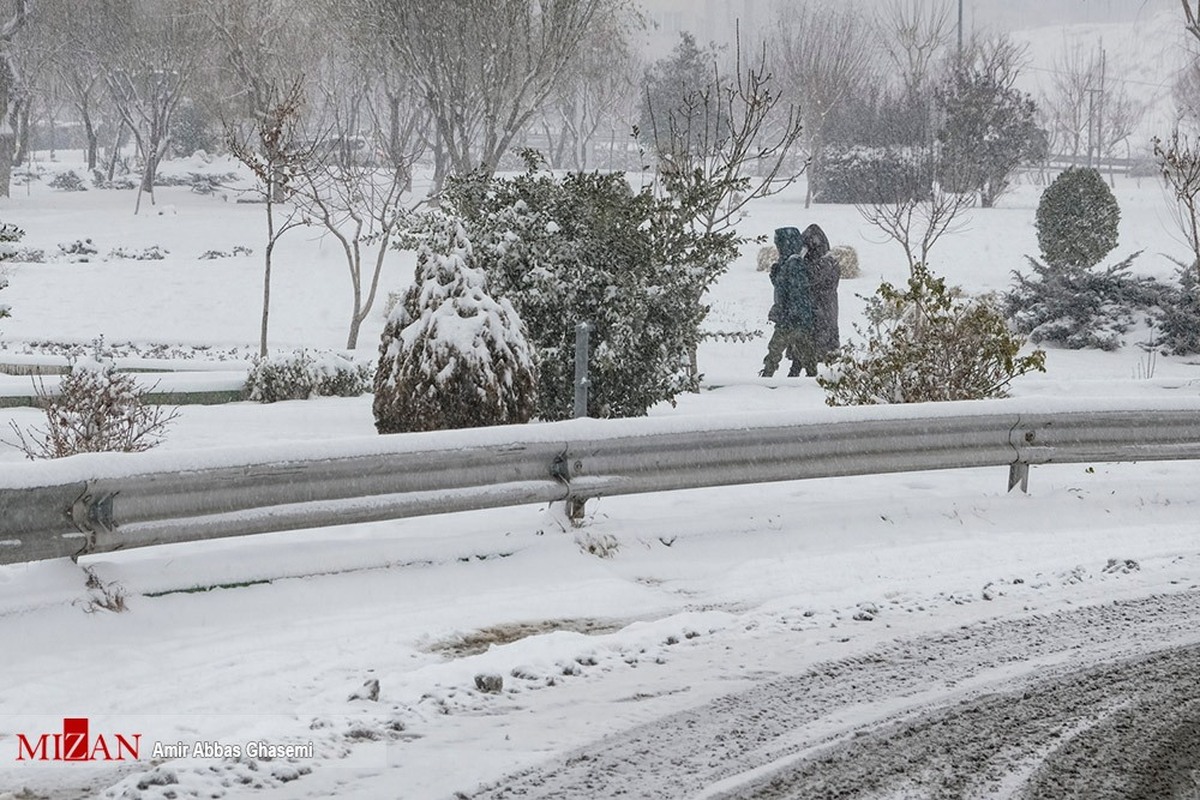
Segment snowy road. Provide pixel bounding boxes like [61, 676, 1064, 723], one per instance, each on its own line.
[474, 589, 1200, 800]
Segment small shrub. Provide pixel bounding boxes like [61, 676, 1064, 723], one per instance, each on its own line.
[814, 147, 933, 205]
[108, 245, 169, 261]
[58, 238, 99, 261]
[0, 224, 23, 320]
[819, 264, 1046, 405]
[49, 170, 88, 192]
[1005, 253, 1156, 350]
[374, 220, 538, 433]
[1036, 167, 1120, 269]
[188, 172, 237, 194]
[1151, 262, 1200, 355]
[245, 349, 371, 402]
[5, 357, 179, 458]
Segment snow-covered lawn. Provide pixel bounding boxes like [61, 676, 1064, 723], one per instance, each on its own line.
[1, 152, 1199, 798]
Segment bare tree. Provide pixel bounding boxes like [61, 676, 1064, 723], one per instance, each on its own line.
[228, 79, 314, 358]
[1154, 131, 1200, 272]
[648, 32, 805, 237]
[370, 0, 621, 192]
[290, 75, 417, 350]
[1041, 42, 1145, 179]
[858, 175, 973, 273]
[1185, 0, 1200, 42]
[771, 2, 876, 208]
[539, 7, 641, 170]
[876, 0, 952, 99]
[104, 1, 206, 212]
[36, 0, 129, 171]
[0, 0, 29, 196]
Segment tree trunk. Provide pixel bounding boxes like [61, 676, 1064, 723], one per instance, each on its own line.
[261, 209, 275, 359]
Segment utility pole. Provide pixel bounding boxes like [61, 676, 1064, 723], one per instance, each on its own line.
[957, 0, 963, 59]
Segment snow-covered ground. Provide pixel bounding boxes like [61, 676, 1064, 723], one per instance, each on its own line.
[1, 142, 1199, 799]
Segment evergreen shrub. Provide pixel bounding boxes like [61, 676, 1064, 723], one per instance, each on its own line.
[1035, 167, 1120, 268]
[1005, 253, 1156, 350]
[373, 219, 538, 433]
[425, 158, 736, 419]
[814, 147, 933, 205]
[819, 264, 1045, 405]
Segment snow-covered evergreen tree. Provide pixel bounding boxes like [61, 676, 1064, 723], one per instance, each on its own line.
[1036, 167, 1119, 268]
[373, 220, 537, 434]
[434, 162, 736, 420]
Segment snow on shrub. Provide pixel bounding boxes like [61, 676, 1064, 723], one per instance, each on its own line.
[1035, 167, 1120, 269]
[373, 219, 537, 434]
[814, 147, 933, 205]
[0, 223, 20, 320]
[820, 264, 1045, 405]
[245, 349, 371, 402]
[5, 357, 179, 458]
[1152, 263, 1200, 355]
[428, 161, 735, 420]
[1005, 252, 1157, 351]
[109, 245, 169, 261]
[48, 170, 88, 192]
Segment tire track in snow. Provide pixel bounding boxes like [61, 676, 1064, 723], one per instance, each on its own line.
[471, 590, 1200, 799]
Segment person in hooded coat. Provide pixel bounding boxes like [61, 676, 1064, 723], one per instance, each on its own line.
[761, 226, 817, 377]
[801, 223, 841, 361]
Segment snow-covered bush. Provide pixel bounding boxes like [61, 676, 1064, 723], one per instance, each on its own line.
[1005, 253, 1157, 350]
[58, 239, 99, 261]
[814, 147, 933, 205]
[245, 350, 371, 402]
[109, 245, 168, 261]
[373, 219, 538, 434]
[0, 224, 22, 320]
[1150, 263, 1200, 355]
[48, 170, 87, 192]
[1035, 167, 1120, 269]
[819, 264, 1045, 405]
[5, 357, 179, 459]
[427, 161, 736, 419]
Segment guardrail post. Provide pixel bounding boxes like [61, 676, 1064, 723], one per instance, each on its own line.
[573, 322, 592, 419]
[1007, 462, 1029, 493]
[566, 322, 593, 522]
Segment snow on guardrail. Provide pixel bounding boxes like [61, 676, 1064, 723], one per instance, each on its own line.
[2, 397, 1200, 566]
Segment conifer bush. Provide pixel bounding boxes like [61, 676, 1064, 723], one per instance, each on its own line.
[1035, 167, 1120, 269]
[373, 219, 538, 433]
[819, 264, 1045, 405]
[1005, 252, 1156, 350]
[1152, 262, 1200, 355]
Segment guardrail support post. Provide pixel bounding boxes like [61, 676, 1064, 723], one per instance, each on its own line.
[566, 322, 593, 522]
[573, 322, 592, 420]
[552, 450, 587, 523]
[1007, 462, 1029, 494]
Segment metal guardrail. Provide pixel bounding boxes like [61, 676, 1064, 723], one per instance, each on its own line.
[2, 400, 1200, 566]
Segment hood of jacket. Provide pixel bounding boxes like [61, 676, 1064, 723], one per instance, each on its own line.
[801, 224, 830, 259]
[774, 227, 806, 259]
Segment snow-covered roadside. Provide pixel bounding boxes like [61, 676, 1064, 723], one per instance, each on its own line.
[1, 449, 1197, 798]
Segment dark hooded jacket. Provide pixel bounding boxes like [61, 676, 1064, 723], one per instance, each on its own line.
[801, 224, 840, 355]
[768, 227, 813, 329]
